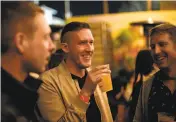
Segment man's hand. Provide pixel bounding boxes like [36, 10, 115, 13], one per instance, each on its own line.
[81, 65, 111, 97]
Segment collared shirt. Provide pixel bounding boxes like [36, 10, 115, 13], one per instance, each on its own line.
[1, 68, 43, 122]
[71, 73, 101, 122]
[148, 71, 176, 122]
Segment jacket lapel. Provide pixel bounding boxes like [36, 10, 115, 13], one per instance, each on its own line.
[57, 61, 80, 97]
[142, 75, 155, 122]
[94, 85, 113, 122]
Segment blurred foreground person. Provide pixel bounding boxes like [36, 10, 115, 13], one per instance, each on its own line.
[37, 22, 113, 122]
[133, 24, 176, 122]
[1, 1, 55, 122]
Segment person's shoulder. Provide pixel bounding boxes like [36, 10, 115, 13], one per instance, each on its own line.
[43, 66, 59, 76]
[39, 62, 66, 84]
[40, 66, 60, 80]
[142, 74, 155, 89]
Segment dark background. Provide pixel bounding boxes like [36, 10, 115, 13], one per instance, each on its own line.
[39, 1, 160, 19]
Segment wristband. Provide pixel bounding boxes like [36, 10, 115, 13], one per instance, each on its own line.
[79, 94, 90, 103]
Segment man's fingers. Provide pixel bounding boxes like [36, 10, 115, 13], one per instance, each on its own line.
[90, 65, 109, 73]
[96, 77, 102, 83]
[98, 81, 103, 87]
[93, 69, 111, 76]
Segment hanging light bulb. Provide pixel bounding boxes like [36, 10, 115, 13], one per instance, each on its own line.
[147, 17, 154, 24]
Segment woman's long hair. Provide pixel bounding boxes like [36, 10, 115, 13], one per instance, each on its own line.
[134, 49, 154, 84]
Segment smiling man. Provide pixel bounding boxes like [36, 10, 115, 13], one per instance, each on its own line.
[37, 22, 113, 122]
[133, 23, 176, 122]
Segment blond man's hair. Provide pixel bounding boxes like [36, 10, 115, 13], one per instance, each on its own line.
[149, 23, 176, 44]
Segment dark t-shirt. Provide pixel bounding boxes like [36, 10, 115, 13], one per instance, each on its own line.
[71, 73, 101, 122]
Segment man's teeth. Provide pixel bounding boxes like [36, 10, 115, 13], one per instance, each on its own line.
[83, 55, 91, 58]
[156, 57, 165, 61]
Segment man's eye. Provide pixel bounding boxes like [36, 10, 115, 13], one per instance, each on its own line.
[90, 41, 94, 44]
[150, 45, 155, 49]
[160, 43, 167, 47]
[80, 42, 86, 44]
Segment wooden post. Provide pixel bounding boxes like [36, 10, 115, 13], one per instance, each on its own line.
[103, 0, 109, 14]
[147, 0, 152, 11]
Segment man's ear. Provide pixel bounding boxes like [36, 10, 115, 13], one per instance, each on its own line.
[61, 43, 69, 53]
[14, 32, 28, 54]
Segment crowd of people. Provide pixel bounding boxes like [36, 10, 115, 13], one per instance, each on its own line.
[1, 1, 176, 122]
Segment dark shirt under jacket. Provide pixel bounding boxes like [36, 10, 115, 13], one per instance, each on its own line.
[71, 73, 101, 122]
[1, 68, 43, 122]
[148, 71, 176, 122]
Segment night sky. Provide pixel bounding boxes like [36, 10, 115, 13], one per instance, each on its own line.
[39, 1, 159, 19]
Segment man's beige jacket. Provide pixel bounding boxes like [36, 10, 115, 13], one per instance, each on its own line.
[37, 61, 113, 122]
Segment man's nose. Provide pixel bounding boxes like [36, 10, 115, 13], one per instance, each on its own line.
[85, 43, 93, 51]
[154, 45, 161, 54]
[49, 40, 56, 54]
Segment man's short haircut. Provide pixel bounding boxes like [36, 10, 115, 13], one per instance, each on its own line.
[1, 1, 44, 53]
[60, 22, 91, 43]
[149, 23, 176, 43]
